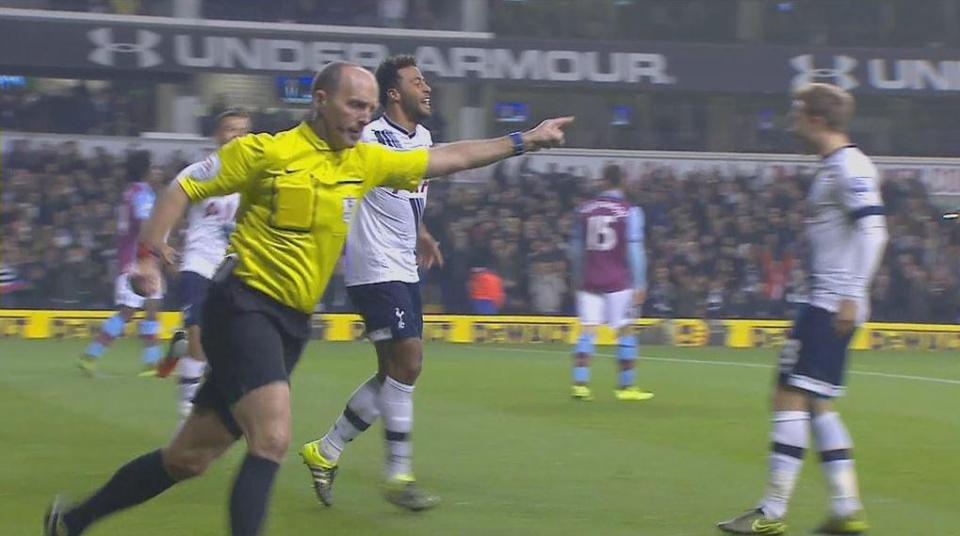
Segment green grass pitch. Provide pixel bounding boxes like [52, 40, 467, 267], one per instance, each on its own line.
[1, 339, 958, 535]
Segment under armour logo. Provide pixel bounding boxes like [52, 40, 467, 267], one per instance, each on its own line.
[88, 28, 163, 68]
[395, 308, 406, 330]
[790, 54, 859, 91]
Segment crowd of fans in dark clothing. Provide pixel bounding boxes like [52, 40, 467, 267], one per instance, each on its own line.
[3, 141, 958, 324]
[0, 83, 153, 137]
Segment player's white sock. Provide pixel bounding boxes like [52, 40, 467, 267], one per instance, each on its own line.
[760, 411, 809, 520]
[320, 375, 381, 463]
[176, 356, 206, 419]
[379, 375, 415, 479]
[812, 411, 863, 517]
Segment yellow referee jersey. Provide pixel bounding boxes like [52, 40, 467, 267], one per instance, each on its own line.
[179, 122, 427, 313]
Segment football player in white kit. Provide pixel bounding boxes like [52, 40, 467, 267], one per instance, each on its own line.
[157, 110, 252, 421]
[301, 55, 443, 511]
[719, 84, 887, 535]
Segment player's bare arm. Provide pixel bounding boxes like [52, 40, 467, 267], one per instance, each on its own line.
[416, 224, 443, 270]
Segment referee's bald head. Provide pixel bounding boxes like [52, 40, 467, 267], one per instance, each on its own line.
[310, 61, 379, 149]
[311, 62, 375, 98]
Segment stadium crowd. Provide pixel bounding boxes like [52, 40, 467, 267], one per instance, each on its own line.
[0, 83, 153, 137]
[2, 142, 958, 323]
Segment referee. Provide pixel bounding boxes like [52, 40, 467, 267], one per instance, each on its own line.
[44, 61, 573, 536]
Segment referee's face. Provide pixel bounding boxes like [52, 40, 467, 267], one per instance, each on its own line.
[316, 66, 379, 150]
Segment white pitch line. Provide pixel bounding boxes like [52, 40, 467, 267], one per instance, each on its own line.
[458, 345, 960, 386]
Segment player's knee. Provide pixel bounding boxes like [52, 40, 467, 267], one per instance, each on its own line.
[248, 426, 291, 462]
[162, 446, 214, 480]
[118, 307, 136, 322]
[388, 339, 423, 383]
[772, 385, 810, 411]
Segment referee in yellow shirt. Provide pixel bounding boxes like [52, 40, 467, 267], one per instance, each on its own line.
[45, 61, 572, 536]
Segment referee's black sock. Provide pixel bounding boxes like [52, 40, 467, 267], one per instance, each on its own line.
[64, 449, 176, 534]
[230, 453, 280, 536]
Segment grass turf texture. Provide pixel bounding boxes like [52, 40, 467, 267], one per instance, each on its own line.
[1, 339, 957, 535]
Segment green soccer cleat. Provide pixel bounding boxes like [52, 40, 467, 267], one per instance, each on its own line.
[571, 384, 594, 401]
[717, 508, 787, 535]
[43, 495, 72, 536]
[77, 357, 97, 378]
[300, 441, 338, 507]
[814, 511, 869, 535]
[384, 475, 440, 512]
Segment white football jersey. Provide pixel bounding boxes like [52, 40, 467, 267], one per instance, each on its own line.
[805, 145, 888, 324]
[175, 156, 240, 279]
[344, 115, 432, 286]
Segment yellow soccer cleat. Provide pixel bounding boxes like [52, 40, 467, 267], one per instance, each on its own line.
[300, 441, 338, 506]
[77, 357, 97, 378]
[814, 511, 869, 535]
[717, 508, 787, 535]
[614, 386, 654, 401]
[384, 474, 440, 512]
[137, 367, 158, 378]
[571, 385, 594, 401]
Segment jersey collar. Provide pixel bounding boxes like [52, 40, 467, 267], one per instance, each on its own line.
[298, 122, 332, 151]
[821, 143, 857, 161]
[599, 189, 624, 199]
[382, 114, 417, 138]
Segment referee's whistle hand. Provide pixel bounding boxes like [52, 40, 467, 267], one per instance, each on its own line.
[522, 116, 575, 152]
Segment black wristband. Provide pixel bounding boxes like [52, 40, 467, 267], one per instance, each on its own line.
[509, 131, 525, 156]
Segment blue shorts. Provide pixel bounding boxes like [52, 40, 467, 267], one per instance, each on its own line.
[778, 304, 855, 398]
[179, 271, 212, 328]
[347, 281, 423, 342]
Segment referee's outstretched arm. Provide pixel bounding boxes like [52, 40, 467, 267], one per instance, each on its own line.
[425, 116, 573, 178]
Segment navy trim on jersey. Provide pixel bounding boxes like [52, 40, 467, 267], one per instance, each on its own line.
[373, 130, 403, 149]
[849, 205, 885, 221]
[382, 114, 417, 138]
[409, 198, 424, 235]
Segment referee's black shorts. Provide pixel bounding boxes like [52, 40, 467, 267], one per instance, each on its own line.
[194, 274, 310, 437]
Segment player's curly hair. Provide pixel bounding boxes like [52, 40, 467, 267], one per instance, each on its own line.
[602, 163, 624, 189]
[376, 55, 419, 108]
[125, 150, 151, 183]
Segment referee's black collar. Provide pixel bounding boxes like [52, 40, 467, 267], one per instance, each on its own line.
[821, 143, 857, 161]
[382, 114, 417, 139]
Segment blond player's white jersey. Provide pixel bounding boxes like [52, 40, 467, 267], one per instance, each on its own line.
[806, 145, 888, 324]
[175, 156, 240, 279]
[344, 115, 432, 286]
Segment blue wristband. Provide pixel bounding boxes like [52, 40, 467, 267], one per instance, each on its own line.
[509, 131, 525, 156]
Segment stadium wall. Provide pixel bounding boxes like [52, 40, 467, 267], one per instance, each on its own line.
[3, 310, 959, 352]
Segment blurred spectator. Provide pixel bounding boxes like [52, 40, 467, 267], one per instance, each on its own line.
[469, 268, 505, 315]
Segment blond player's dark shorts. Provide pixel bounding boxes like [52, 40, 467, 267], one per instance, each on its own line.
[194, 275, 309, 437]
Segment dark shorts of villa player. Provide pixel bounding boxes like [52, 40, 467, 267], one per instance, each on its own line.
[778, 304, 855, 399]
[178, 270, 212, 328]
[193, 274, 310, 437]
[347, 281, 423, 343]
